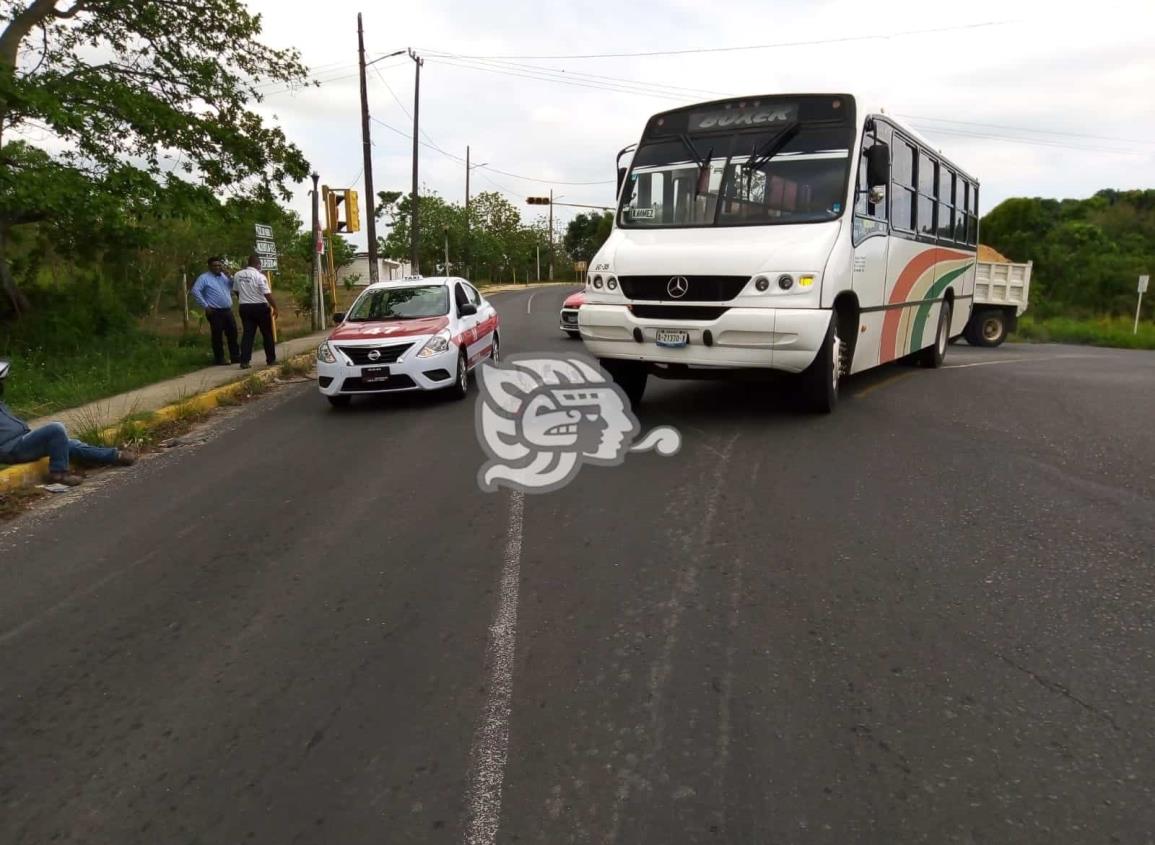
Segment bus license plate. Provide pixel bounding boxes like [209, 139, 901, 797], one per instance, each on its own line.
[362, 366, 391, 383]
[655, 329, 689, 348]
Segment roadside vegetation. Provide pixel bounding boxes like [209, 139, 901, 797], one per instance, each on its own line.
[1015, 315, 1155, 350]
[983, 190, 1155, 349]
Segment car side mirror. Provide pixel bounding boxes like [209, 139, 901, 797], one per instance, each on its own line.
[459, 302, 478, 317]
[866, 143, 890, 190]
[332, 312, 345, 323]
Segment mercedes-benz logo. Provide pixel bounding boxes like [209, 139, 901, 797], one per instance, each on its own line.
[667, 276, 689, 298]
[367, 349, 382, 362]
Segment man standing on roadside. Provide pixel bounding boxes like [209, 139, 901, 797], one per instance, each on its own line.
[232, 254, 279, 369]
[191, 256, 240, 365]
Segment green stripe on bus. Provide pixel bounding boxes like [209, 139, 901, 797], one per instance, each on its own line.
[909, 263, 973, 349]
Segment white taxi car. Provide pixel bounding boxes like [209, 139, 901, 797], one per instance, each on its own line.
[316, 277, 500, 407]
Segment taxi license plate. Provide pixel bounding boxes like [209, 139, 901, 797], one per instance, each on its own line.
[362, 366, 391, 383]
[655, 329, 689, 348]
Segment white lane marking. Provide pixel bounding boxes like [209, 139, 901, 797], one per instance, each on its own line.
[526, 292, 537, 314]
[943, 353, 1094, 369]
[464, 489, 525, 845]
[0, 549, 161, 647]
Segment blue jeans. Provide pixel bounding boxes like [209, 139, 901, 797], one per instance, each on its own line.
[2, 422, 118, 473]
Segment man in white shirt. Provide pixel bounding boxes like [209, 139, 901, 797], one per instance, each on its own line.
[232, 254, 279, 369]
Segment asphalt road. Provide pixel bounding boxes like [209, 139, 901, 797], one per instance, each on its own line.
[2, 286, 1153, 844]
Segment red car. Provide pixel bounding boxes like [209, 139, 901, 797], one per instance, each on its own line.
[559, 290, 585, 338]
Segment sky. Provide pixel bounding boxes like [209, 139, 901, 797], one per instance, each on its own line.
[248, 0, 1155, 251]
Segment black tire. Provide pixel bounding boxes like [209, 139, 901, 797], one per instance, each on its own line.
[490, 332, 500, 363]
[327, 395, 352, 408]
[800, 317, 842, 413]
[918, 302, 951, 368]
[972, 309, 1007, 347]
[564, 330, 580, 339]
[600, 359, 647, 408]
[448, 350, 469, 400]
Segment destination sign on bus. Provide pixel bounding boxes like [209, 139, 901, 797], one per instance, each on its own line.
[687, 104, 798, 132]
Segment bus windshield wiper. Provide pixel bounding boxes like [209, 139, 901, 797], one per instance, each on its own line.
[746, 122, 801, 172]
[678, 133, 714, 196]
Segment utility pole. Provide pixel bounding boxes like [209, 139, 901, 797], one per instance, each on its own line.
[443, 225, 450, 275]
[464, 148, 488, 281]
[357, 14, 379, 284]
[548, 188, 554, 280]
[408, 48, 423, 274]
[310, 171, 324, 330]
[465, 145, 470, 279]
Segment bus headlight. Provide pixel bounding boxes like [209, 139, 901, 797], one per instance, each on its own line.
[754, 276, 770, 292]
[607, 276, 618, 291]
[592, 275, 604, 289]
[777, 274, 794, 290]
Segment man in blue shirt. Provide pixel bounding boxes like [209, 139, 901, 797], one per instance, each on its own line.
[191, 256, 240, 365]
[0, 360, 135, 487]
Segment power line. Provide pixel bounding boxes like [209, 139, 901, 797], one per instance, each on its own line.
[898, 114, 1155, 148]
[422, 50, 728, 99]
[430, 56, 689, 101]
[424, 20, 1016, 60]
[907, 123, 1148, 156]
[370, 115, 614, 186]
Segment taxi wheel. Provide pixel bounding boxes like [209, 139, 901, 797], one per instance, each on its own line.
[327, 395, 351, 408]
[449, 351, 469, 400]
[490, 332, 500, 362]
[565, 330, 580, 339]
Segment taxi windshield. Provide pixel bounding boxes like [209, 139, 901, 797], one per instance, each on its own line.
[346, 285, 449, 321]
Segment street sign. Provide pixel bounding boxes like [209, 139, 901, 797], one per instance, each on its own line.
[1139, 275, 1149, 293]
[255, 239, 277, 257]
[260, 255, 279, 271]
[574, 260, 588, 272]
[254, 223, 273, 240]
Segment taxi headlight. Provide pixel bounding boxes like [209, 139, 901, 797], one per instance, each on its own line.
[317, 341, 337, 364]
[417, 329, 452, 358]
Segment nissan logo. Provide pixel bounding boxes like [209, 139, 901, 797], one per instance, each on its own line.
[667, 276, 689, 298]
[367, 349, 382, 362]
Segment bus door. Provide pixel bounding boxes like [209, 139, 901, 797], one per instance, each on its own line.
[849, 124, 892, 372]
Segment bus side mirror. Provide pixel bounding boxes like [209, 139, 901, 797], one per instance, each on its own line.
[617, 167, 627, 195]
[866, 143, 890, 189]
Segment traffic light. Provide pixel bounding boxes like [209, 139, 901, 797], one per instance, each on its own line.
[345, 189, 360, 233]
[526, 196, 551, 205]
[322, 186, 361, 233]
[323, 186, 339, 234]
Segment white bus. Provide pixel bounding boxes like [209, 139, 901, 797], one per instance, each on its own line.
[578, 93, 979, 412]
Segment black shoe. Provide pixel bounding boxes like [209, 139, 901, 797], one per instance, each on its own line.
[239, 362, 252, 369]
[266, 359, 277, 367]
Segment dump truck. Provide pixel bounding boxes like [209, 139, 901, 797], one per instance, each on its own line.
[964, 246, 1032, 347]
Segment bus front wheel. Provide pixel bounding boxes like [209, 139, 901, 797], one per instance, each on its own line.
[600, 359, 647, 408]
[800, 318, 842, 413]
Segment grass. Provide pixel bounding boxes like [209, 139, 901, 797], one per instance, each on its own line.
[1016, 314, 1155, 350]
[2, 332, 210, 421]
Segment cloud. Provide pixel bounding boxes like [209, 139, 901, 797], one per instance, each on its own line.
[242, 0, 1155, 247]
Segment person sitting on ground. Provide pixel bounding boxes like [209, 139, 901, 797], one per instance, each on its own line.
[0, 360, 136, 487]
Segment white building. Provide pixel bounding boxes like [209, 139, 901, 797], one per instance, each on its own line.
[342, 253, 413, 286]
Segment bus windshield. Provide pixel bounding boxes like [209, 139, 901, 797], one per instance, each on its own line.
[620, 123, 853, 228]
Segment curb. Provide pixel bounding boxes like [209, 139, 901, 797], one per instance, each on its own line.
[0, 350, 315, 495]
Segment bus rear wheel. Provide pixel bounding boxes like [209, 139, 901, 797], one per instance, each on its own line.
[801, 318, 842, 413]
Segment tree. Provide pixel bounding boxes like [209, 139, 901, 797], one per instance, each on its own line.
[376, 189, 467, 275]
[564, 212, 614, 264]
[0, 0, 311, 314]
